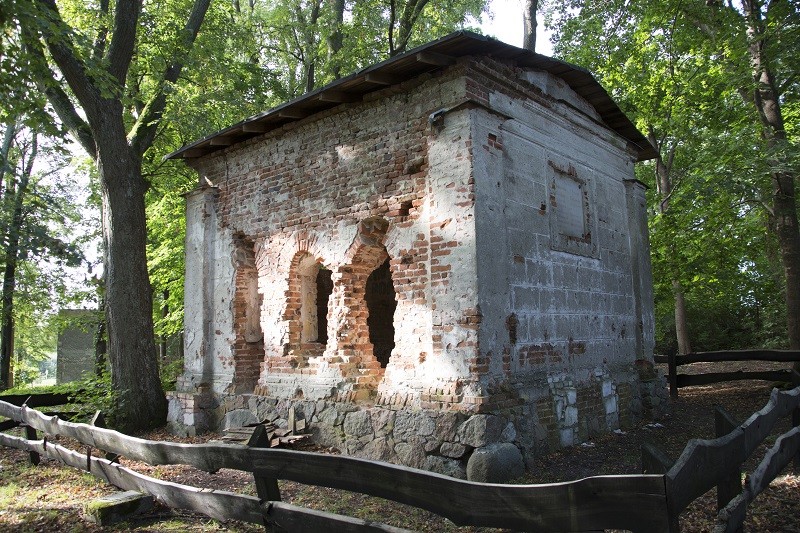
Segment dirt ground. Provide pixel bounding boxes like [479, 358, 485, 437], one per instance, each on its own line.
[1, 362, 798, 532]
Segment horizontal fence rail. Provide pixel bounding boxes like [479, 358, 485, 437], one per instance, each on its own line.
[665, 386, 800, 515]
[653, 350, 800, 398]
[0, 431, 408, 533]
[5, 385, 798, 532]
[0, 399, 670, 533]
[0, 391, 75, 408]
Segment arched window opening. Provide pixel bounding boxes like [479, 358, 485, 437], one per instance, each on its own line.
[297, 255, 331, 348]
[316, 267, 333, 345]
[365, 258, 396, 367]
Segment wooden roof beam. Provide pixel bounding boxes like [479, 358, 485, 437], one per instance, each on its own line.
[242, 122, 269, 133]
[365, 73, 400, 86]
[181, 148, 208, 158]
[209, 137, 234, 146]
[416, 51, 455, 66]
[317, 91, 360, 103]
[277, 109, 310, 119]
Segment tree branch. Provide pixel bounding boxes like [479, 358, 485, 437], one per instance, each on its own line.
[394, 0, 430, 55]
[19, 21, 96, 155]
[92, 0, 111, 63]
[129, 0, 212, 155]
[36, 0, 103, 121]
[105, 0, 141, 85]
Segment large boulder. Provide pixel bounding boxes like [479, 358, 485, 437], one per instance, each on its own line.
[466, 443, 525, 483]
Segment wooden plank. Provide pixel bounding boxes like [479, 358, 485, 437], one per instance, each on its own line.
[0, 432, 412, 533]
[364, 73, 400, 86]
[668, 353, 678, 399]
[747, 425, 800, 498]
[641, 442, 674, 474]
[317, 91, 359, 103]
[0, 418, 19, 431]
[676, 370, 792, 388]
[666, 429, 746, 514]
[669, 350, 800, 365]
[415, 51, 455, 66]
[714, 493, 748, 533]
[714, 426, 800, 533]
[0, 432, 264, 525]
[277, 109, 309, 119]
[266, 501, 412, 532]
[0, 401, 669, 532]
[24, 424, 39, 465]
[241, 122, 269, 133]
[714, 407, 742, 517]
[249, 426, 281, 503]
[244, 456, 669, 533]
[209, 136, 234, 146]
[0, 392, 72, 407]
[739, 387, 800, 458]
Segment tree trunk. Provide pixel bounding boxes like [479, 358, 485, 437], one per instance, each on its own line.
[95, 294, 107, 377]
[523, 0, 539, 52]
[159, 289, 169, 363]
[0, 133, 34, 390]
[327, 0, 346, 79]
[648, 128, 691, 354]
[742, 0, 800, 365]
[673, 279, 692, 354]
[96, 117, 166, 429]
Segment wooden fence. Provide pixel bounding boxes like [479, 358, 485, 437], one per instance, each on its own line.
[652, 349, 800, 399]
[0, 399, 669, 532]
[1, 386, 799, 532]
[642, 385, 800, 532]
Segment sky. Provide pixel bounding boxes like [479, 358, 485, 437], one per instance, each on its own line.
[478, 0, 554, 56]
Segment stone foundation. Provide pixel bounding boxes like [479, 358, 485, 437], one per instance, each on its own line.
[167, 363, 668, 481]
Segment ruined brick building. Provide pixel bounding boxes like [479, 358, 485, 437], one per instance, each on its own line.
[166, 31, 664, 480]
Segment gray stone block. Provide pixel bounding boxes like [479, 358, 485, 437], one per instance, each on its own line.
[457, 414, 506, 448]
[223, 409, 257, 430]
[343, 410, 373, 438]
[466, 443, 525, 483]
[84, 491, 154, 525]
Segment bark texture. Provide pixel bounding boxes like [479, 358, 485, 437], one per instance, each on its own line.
[19, 0, 211, 428]
[741, 0, 800, 360]
[523, 0, 539, 52]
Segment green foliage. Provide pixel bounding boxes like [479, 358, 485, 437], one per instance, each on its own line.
[144, 0, 491, 354]
[68, 369, 118, 423]
[544, 0, 799, 353]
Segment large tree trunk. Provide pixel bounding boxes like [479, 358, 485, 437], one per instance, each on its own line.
[96, 116, 165, 429]
[742, 0, 800, 366]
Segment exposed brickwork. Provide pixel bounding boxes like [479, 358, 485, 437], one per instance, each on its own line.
[171, 52, 661, 462]
[230, 234, 262, 393]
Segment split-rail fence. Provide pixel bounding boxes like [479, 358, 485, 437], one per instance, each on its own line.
[1, 385, 799, 532]
[653, 349, 800, 399]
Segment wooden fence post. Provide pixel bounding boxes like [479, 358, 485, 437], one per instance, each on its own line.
[248, 425, 281, 533]
[21, 397, 40, 466]
[714, 406, 742, 518]
[668, 353, 678, 399]
[23, 424, 40, 466]
[641, 442, 674, 474]
[91, 411, 120, 462]
[792, 370, 800, 473]
[249, 425, 281, 502]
